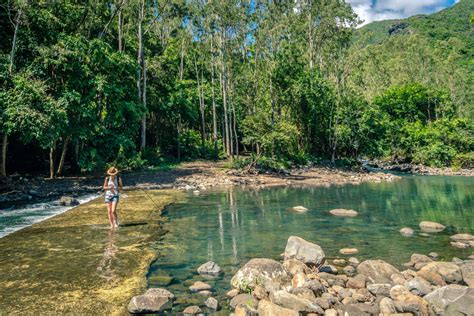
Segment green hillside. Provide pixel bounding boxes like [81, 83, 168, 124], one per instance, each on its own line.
[349, 0, 474, 118]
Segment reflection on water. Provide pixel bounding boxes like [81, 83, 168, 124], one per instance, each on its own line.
[97, 230, 119, 285]
[149, 176, 473, 312]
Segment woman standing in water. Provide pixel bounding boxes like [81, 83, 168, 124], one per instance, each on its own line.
[103, 167, 123, 229]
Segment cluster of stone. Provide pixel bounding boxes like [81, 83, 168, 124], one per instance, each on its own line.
[226, 236, 473, 316]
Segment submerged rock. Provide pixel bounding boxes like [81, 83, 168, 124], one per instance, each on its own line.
[230, 258, 290, 291]
[419, 221, 446, 233]
[292, 206, 308, 212]
[128, 288, 175, 314]
[424, 284, 474, 315]
[450, 233, 474, 242]
[183, 305, 202, 315]
[329, 208, 358, 217]
[189, 281, 212, 292]
[400, 227, 414, 237]
[197, 261, 222, 276]
[339, 248, 358, 255]
[284, 236, 325, 267]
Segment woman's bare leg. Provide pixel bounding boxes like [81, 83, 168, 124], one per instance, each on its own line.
[112, 200, 119, 227]
[107, 203, 115, 229]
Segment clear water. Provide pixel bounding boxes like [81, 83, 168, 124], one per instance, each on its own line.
[148, 175, 473, 313]
[0, 194, 99, 238]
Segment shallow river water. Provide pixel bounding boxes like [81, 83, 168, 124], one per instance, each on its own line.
[148, 175, 473, 313]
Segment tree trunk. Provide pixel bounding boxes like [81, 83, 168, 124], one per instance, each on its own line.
[220, 31, 230, 157]
[49, 142, 56, 179]
[56, 136, 70, 176]
[9, 9, 21, 74]
[141, 59, 147, 151]
[118, 9, 123, 52]
[211, 34, 218, 158]
[1, 135, 7, 177]
[137, 0, 146, 151]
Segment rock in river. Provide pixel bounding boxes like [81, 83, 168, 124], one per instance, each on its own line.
[284, 236, 325, 267]
[205, 297, 219, 310]
[424, 284, 474, 315]
[197, 261, 222, 276]
[292, 206, 308, 212]
[329, 208, 358, 217]
[128, 288, 175, 314]
[189, 281, 212, 292]
[450, 233, 474, 242]
[183, 305, 202, 315]
[230, 258, 290, 291]
[400, 227, 414, 237]
[339, 248, 358, 255]
[419, 221, 446, 233]
[59, 196, 79, 206]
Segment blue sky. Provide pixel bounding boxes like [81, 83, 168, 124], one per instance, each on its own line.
[347, 0, 459, 25]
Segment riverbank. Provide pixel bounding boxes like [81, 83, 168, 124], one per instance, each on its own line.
[0, 160, 401, 208]
[0, 189, 182, 314]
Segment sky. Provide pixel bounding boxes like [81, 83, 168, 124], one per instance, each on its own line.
[346, 0, 460, 26]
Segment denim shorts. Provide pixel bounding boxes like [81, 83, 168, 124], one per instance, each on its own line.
[105, 195, 119, 203]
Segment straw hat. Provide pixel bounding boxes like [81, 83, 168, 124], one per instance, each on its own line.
[107, 166, 119, 176]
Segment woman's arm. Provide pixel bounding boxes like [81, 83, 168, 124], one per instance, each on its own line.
[103, 177, 109, 190]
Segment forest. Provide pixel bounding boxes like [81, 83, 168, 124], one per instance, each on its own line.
[0, 0, 473, 178]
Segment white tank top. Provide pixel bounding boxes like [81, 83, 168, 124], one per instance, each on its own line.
[105, 176, 119, 197]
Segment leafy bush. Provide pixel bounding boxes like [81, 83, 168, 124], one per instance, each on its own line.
[453, 152, 474, 169]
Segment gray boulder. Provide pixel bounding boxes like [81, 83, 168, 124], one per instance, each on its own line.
[417, 262, 463, 284]
[257, 300, 298, 316]
[357, 259, 402, 283]
[230, 293, 258, 309]
[128, 288, 175, 314]
[270, 290, 324, 314]
[230, 258, 290, 291]
[205, 297, 219, 310]
[197, 261, 222, 276]
[407, 277, 433, 296]
[461, 260, 474, 287]
[284, 236, 325, 267]
[367, 283, 391, 296]
[424, 284, 474, 315]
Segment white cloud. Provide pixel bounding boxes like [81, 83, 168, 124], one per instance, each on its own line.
[347, 0, 454, 26]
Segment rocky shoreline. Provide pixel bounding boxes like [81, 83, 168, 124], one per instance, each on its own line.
[0, 161, 400, 209]
[128, 231, 474, 315]
[366, 161, 474, 176]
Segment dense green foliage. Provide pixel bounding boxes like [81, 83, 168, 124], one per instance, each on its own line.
[0, 0, 472, 177]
